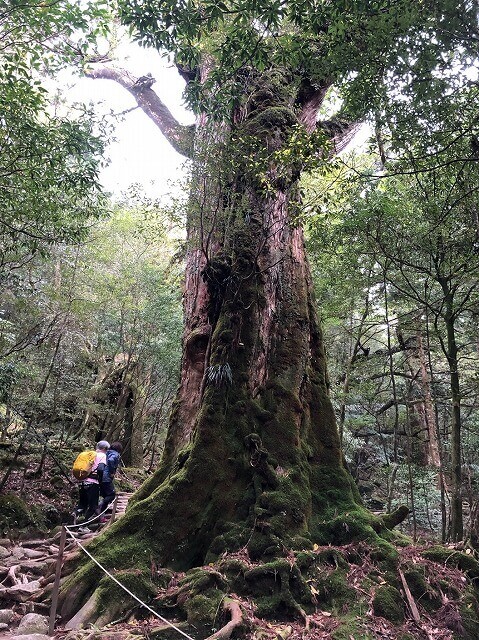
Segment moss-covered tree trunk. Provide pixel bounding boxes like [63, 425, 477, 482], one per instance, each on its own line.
[60, 68, 365, 627]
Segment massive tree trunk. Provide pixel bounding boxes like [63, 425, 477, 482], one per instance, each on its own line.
[60, 65, 371, 628]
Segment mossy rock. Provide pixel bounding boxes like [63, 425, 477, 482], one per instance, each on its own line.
[314, 569, 355, 607]
[403, 567, 441, 612]
[184, 591, 224, 628]
[0, 493, 33, 530]
[460, 590, 479, 640]
[315, 510, 378, 546]
[370, 539, 399, 570]
[372, 585, 404, 624]
[422, 546, 479, 579]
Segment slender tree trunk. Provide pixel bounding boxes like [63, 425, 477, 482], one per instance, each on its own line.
[424, 306, 448, 542]
[444, 301, 463, 541]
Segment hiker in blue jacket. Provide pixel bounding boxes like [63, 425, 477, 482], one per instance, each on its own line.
[97, 441, 123, 521]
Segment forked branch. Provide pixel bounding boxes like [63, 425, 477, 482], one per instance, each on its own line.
[85, 65, 195, 158]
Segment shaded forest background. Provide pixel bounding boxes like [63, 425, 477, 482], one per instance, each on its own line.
[1, 0, 478, 550]
[2, 105, 479, 548]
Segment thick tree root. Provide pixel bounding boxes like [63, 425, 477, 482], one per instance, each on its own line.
[205, 598, 243, 640]
[65, 593, 98, 629]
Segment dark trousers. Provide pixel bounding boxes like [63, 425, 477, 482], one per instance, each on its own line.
[78, 482, 100, 520]
[98, 480, 116, 513]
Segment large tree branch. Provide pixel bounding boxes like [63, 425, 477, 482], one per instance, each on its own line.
[85, 65, 195, 158]
[296, 79, 362, 155]
[318, 117, 362, 154]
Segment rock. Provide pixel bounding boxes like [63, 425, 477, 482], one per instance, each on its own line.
[2, 581, 41, 602]
[21, 549, 45, 560]
[10, 635, 51, 640]
[17, 561, 48, 576]
[20, 540, 47, 548]
[0, 608, 14, 623]
[0, 622, 9, 630]
[0, 546, 10, 559]
[11, 547, 26, 560]
[16, 603, 34, 616]
[17, 613, 48, 635]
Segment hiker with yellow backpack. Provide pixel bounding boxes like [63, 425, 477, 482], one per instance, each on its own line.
[72, 440, 109, 526]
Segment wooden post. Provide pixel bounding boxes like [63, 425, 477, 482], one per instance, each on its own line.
[48, 525, 67, 636]
[109, 495, 118, 524]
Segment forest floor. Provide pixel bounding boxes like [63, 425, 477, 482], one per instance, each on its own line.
[1, 448, 479, 639]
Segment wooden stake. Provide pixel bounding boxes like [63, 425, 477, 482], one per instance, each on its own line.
[109, 495, 118, 523]
[48, 525, 67, 636]
[399, 568, 420, 623]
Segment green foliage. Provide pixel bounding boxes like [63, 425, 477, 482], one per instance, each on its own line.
[0, 1, 110, 273]
[119, 0, 475, 120]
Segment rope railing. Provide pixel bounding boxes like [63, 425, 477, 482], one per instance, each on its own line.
[48, 504, 196, 640]
[63, 530, 196, 640]
[68, 504, 111, 529]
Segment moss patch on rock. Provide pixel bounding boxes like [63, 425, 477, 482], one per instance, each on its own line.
[422, 546, 479, 579]
[372, 585, 404, 623]
[0, 493, 34, 531]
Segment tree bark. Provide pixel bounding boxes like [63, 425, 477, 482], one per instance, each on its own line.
[444, 297, 463, 541]
[60, 64, 366, 627]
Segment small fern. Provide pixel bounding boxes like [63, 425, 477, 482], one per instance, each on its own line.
[205, 363, 233, 387]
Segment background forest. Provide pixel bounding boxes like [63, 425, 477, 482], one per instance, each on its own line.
[0, 0, 478, 548]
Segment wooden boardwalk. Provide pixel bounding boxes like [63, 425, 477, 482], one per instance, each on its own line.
[110, 491, 134, 521]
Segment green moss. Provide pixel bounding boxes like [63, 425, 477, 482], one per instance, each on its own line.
[185, 592, 224, 628]
[331, 612, 372, 639]
[315, 511, 378, 546]
[255, 593, 286, 618]
[460, 590, 479, 640]
[369, 539, 399, 569]
[372, 585, 404, 624]
[0, 493, 33, 530]
[315, 548, 349, 570]
[403, 567, 441, 612]
[422, 546, 479, 579]
[313, 569, 355, 607]
[96, 569, 157, 616]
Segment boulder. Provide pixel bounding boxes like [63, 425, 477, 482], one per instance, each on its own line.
[22, 549, 45, 560]
[0, 622, 9, 630]
[17, 561, 48, 576]
[17, 613, 48, 635]
[0, 608, 14, 624]
[0, 546, 10, 559]
[1, 581, 41, 602]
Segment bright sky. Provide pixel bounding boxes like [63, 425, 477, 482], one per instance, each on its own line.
[64, 41, 372, 199]
[65, 44, 195, 198]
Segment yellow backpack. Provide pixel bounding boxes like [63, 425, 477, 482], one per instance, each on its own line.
[72, 450, 96, 481]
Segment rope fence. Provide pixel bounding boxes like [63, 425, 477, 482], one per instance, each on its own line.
[48, 503, 196, 640]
